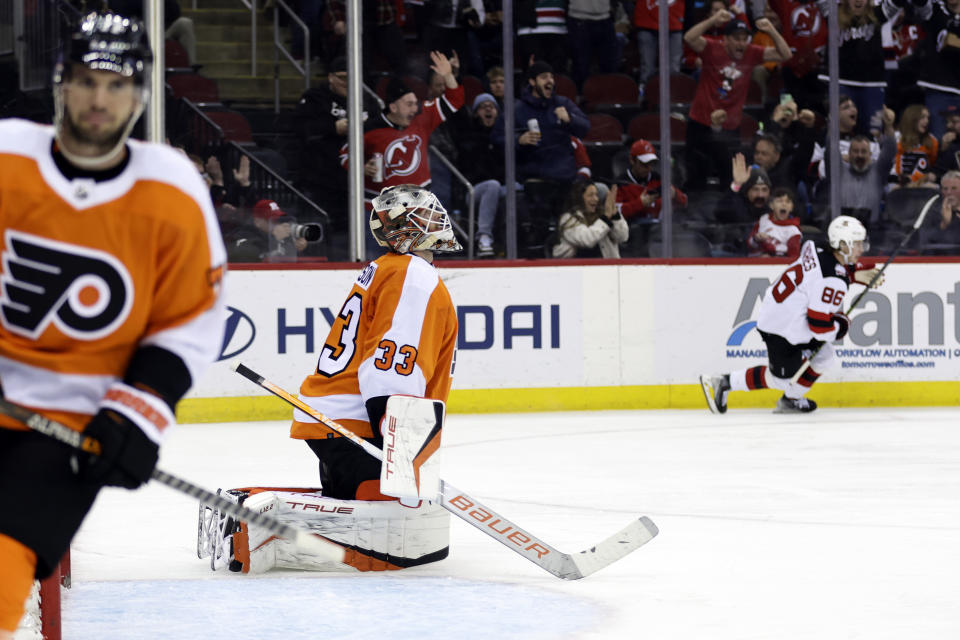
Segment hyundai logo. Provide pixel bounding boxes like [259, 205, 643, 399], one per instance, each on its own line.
[218, 306, 256, 360]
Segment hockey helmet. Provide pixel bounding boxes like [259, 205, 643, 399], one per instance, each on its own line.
[827, 215, 869, 264]
[369, 185, 462, 254]
[53, 11, 152, 166]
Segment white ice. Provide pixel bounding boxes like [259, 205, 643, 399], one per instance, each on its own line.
[68, 407, 960, 639]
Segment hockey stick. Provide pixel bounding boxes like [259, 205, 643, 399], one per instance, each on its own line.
[790, 194, 940, 385]
[233, 363, 659, 580]
[0, 397, 345, 563]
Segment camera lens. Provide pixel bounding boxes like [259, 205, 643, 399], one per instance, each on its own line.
[292, 223, 323, 242]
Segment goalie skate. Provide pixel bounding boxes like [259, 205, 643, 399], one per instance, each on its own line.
[197, 489, 244, 571]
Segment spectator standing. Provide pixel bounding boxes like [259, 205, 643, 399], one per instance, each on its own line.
[767, 0, 828, 111]
[491, 60, 590, 252]
[633, 0, 686, 86]
[567, 0, 620, 90]
[326, 0, 410, 78]
[916, 0, 960, 138]
[422, 0, 486, 77]
[814, 0, 902, 134]
[921, 169, 960, 252]
[683, 12, 792, 189]
[746, 186, 802, 258]
[615, 139, 689, 220]
[751, 133, 798, 191]
[891, 103, 940, 187]
[491, 60, 590, 184]
[809, 94, 881, 185]
[292, 56, 378, 233]
[552, 182, 628, 257]
[826, 127, 897, 228]
[426, 57, 472, 211]
[516, 0, 571, 74]
[451, 92, 507, 257]
[341, 52, 464, 214]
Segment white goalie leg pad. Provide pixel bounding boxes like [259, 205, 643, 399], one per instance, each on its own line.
[234, 490, 450, 573]
[380, 396, 445, 504]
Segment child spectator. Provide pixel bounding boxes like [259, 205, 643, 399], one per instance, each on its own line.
[746, 186, 802, 258]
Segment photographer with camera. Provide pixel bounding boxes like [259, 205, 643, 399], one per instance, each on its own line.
[225, 199, 323, 263]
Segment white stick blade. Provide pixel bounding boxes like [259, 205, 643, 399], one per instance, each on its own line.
[558, 516, 659, 580]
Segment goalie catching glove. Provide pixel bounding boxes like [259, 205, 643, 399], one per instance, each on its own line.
[73, 381, 172, 489]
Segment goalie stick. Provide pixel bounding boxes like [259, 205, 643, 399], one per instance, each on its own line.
[790, 193, 940, 385]
[233, 362, 659, 580]
[0, 397, 345, 563]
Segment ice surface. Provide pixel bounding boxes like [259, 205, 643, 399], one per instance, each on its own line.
[68, 408, 960, 639]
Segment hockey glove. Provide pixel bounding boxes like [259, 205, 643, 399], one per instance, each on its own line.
[833, 312, 850, 341]
[74, 382, 171, 489]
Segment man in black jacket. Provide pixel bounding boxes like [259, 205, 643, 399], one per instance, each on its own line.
[290, 56, 379, 238]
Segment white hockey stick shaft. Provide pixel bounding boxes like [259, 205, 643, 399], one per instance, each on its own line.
[234, 363, 658, 580]
[0, 397, 345, 562]
[789, 194, 939, 385]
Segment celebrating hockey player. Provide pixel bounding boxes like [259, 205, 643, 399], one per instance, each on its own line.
[0, 11, 226, 637]
[699, 216, 882, 414]
[200, 184, 460, 573]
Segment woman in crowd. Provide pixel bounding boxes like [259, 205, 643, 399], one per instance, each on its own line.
[552, 182, 628, 258]
[892, 104, 939, 187]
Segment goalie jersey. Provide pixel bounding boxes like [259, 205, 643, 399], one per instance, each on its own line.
[293, 252, 458, 440]
[0, 119, 227, 433]
[757, 240, 852, 345]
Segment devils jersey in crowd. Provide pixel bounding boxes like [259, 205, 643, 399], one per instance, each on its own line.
[757, 240, 851, 344]
[340, 85, 465, 209]
[0, 119, 227, 434]
[293, 252, 458, 441]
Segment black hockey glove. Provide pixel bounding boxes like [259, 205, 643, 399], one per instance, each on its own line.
[74, 408, 159, 489]
[833, 312, 850, 341]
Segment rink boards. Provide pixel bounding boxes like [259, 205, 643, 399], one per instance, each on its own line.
[179, 259, 960, 421]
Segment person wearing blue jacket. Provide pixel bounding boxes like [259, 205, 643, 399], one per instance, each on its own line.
[491, 60, 590, 183]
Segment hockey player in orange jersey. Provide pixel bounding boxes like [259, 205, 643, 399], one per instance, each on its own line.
[0, 12, 226, 636]
[199, 184, 460, 574]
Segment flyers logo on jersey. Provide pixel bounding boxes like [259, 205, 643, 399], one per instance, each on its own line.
[384, 135, 423, 181]
[1, 231, 133, 341]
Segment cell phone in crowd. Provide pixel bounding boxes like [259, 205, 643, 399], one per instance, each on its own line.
[780, 93, 794, 105]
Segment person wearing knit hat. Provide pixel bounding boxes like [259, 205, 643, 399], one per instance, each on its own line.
[472, 92, 497, 113]
[526, 60, 553, 81]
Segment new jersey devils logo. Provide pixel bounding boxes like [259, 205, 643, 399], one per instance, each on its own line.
[383, 134, 423, 181]
[790, 5, 823, 38]
[1, 231, 134, 340]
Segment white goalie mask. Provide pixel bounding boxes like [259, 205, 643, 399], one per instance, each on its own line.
[827, 215, 869, 264]
[369, 185, 462, 254]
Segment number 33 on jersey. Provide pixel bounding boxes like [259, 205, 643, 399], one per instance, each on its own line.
[292, 252, 458, 440]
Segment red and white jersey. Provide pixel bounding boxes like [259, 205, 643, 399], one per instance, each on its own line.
[746, 214, 802, 258]
[340, 86, 465, 209]
[0, 119, 227, 433]
[292, 252, 458, 440]
[757, 240, 851, 345]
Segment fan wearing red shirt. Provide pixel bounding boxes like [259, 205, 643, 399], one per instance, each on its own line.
[683, 12, 791, 188]
[615, 139, 688, 220]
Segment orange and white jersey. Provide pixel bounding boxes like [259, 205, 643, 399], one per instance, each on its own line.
[292, 252, 458, 440]
[0, 119, 227, 433]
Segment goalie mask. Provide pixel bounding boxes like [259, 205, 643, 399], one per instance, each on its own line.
[369, 185, 462, 254]
[53, 11, 153, 168]
[828, 215, 869, 264]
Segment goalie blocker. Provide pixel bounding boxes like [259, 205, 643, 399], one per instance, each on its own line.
[198, 396, 449, 573]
